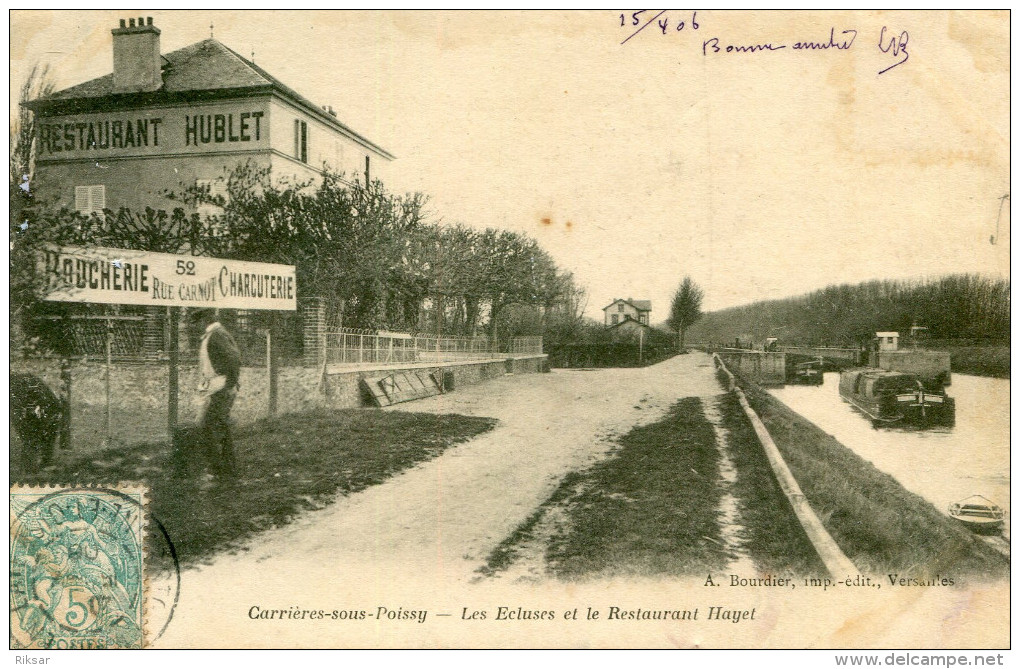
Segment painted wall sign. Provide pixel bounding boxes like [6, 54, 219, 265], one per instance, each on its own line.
[39, 117, 164, 153]
[184, 111, 264, 145]
[40, 245, 297, 311]
[36, 101, 269, 160]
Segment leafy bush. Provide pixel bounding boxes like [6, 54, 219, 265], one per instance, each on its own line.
[547, 321, 675, 368]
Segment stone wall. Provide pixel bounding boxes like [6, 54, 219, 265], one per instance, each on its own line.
[320, 355, 548, 407]
[11, 355, 548, 450]
[716, 351, 786, 385]
[12, 359, 326, 425]
[873, 350, 952, 386]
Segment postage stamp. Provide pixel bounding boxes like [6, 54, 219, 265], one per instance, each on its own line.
[9, 484, 147, 649]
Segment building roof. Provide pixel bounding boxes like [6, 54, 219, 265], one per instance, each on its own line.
[607, 317, 652, 331]
[25, 38, 395, 160]
[602, 298, 652, 312]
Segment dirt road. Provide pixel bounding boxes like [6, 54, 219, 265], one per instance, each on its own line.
[152, 352, 725, 647]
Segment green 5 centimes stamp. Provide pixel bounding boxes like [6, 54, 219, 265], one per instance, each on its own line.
[10, 485, 147, 649]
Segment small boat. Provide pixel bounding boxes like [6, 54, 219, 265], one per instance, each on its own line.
[948, 495, 1004, 534]
[838, 367, 955, 426]
[788, 357, 824, 385]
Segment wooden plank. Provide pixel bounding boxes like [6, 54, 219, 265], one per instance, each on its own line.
[362, 370, 445, 406]
[380, 375, 399, 401]
[360, 377, 390, 406]
[405, 372, 428, 396]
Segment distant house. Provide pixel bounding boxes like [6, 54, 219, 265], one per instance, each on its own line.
[875, 331, 900, 352]
[607, 317, 653, 338]
[603, 298, 651, 327]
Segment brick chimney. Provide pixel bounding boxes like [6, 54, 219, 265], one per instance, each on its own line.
[112, 17, 162, 93]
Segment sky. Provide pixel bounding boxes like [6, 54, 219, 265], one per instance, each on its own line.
[10, 10, 1010, 318]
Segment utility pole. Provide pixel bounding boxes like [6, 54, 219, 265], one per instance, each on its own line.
[105, 315, 113, 445]
[167, 306, 179, 442]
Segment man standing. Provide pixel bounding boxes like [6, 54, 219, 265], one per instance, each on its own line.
[194, 309, 242, 480]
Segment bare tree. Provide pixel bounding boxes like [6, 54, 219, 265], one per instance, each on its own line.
[10, 64, 54, 187]
[10, 64, 56, 344]
[667, 276, 704, 351]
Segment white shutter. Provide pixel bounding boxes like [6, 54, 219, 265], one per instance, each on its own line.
[210, 180, 228, 203]
[197, 179, 228, 218]
[196, 179, 212, 217]
[75, 186, 90, 213]
[75, 185, 105, 214]
[89, 185, 105, 212]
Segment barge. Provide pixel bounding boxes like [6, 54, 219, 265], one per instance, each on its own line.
[838, 367, 955, 426]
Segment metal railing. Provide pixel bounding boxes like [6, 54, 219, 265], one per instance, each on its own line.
[507, 336, 543, 355]
[778, 345, 861, 363]
[322, 328, 542, 365]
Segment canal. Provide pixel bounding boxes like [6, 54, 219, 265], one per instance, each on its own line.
[769, 373, 1010, 538]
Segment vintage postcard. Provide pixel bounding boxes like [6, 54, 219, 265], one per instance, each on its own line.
[8, 9, 1010, 658]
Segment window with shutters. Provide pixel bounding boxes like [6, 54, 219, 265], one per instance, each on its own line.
[611, 314, 619, 325]
[196, 179, 229, 218]
[74, 185, 106, 215]
[294, 120, 308, 163]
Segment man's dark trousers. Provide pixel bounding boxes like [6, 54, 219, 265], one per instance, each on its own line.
[202, 387, 237, 478]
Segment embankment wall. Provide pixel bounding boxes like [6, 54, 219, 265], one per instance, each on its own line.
[716, 350, 786, 385]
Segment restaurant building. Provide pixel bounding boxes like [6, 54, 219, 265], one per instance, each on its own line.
[23, 17, 395, 363]
[25, 16, 394, 215]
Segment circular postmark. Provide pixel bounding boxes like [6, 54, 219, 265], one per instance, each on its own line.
[144, 509, 182, 645]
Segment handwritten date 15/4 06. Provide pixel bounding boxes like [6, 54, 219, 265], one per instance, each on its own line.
[619, 10, 699, 45]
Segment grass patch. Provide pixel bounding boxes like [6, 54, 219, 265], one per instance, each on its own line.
[479, 507, 547, 576]
[732, 374, 1007, 579]
[478, 473, 582, 577]
[715, 366, 733, 388]
[538, 397, 728, 578]
[716, 393, 825, 575]
[11, 409, 496, 573]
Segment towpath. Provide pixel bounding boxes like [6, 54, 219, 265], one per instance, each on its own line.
[153, 352, 725, 647]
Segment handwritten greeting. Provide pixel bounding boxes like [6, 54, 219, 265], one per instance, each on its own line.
[702, 27, 857, 55]
[618, 11, 911, 75]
